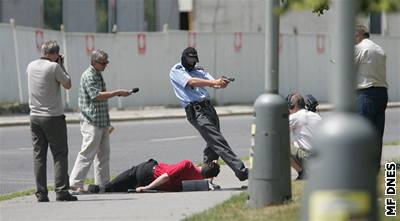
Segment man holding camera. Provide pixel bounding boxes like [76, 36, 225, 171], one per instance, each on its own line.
[27, 40, 77, 202]
[169, 47, 248, 181]
[69, 49, 130, 193]
[286, 93, 321, 180]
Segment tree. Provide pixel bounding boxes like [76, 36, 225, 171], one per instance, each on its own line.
[44, 0, 62, 30]
[279, 0, 400, 15]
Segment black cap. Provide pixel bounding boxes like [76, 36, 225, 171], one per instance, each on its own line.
[182, 47, 199, 62]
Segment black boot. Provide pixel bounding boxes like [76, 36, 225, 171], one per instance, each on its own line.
[56, 192, 78, 201]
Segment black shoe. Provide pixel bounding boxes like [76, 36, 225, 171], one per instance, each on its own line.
[238, 168, 249, 181]
[87, 184, 100, 193]
[36, 193, 49, 202]
[296, 170, 307, 180]
[56, 192, 78, 201]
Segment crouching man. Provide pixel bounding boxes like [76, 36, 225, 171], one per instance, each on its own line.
[287, 93, 321, 180]
[87, 159, 220, 193]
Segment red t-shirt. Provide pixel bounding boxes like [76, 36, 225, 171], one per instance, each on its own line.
[153, 160, 203, 191]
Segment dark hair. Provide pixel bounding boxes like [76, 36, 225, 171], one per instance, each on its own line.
[286, 93, 305, 110]
[201, 162, 220, 178]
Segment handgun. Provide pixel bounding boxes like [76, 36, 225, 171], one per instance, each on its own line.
[222, 76, 235, 82]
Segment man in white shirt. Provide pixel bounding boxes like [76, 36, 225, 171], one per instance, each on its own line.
[354, 25, 388, 169]
[287, 93, 321, 180]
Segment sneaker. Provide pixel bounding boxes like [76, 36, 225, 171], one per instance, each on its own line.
[35, 193, 49, 202]
[87, 184, 100, 193]
[56, 192, 78, 201]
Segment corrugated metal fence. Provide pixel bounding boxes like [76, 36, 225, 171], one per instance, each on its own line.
[1, 23, 399, 109]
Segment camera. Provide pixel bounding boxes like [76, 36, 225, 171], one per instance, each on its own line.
[56, 54, 64, 65]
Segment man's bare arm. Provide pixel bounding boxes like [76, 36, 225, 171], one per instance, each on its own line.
[187, 78, 228, 88]
[135, 173, 170, 192]
[96, 90, 130, 100]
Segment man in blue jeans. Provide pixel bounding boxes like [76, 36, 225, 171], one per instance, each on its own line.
[354, 24, 388, 168]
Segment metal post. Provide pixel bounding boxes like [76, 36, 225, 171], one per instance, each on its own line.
[263, 0, 279, 94]
[248, 0, 291, 208]
[302, 1, 378, 220]
[10, 18, 24, 103]
[60, 24, 71, 110]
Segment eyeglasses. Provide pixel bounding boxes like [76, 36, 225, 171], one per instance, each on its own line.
[96, 61, 109, 66]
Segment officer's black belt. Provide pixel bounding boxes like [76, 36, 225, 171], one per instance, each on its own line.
[185, 99, 210, 112]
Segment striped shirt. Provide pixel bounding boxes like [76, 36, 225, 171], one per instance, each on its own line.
[79, 66, 110, 127]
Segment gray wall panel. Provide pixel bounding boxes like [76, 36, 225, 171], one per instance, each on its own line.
[1, 25, 399, 109]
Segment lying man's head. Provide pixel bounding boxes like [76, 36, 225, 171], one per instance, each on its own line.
[201, 162, 220, 178]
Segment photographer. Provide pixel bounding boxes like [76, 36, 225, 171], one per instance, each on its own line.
[286, 93, 321, 180]
[27, 40, 77, 202]
[169, 47, 248, 181]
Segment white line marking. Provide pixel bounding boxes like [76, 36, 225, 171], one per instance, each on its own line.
[150, 135, 198, 142]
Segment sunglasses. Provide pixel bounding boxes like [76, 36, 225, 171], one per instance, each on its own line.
[96, 61, 109, 66]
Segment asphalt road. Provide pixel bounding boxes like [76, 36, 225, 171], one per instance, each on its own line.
[1, 109, 399, 194]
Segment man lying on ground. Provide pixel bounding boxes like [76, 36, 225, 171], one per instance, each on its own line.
[86, 159, 220, 193]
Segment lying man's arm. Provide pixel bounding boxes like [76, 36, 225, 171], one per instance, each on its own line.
[135, 173, 170, 192]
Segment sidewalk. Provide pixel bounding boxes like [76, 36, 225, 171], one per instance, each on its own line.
[0, 163, 250, 221]
[1, 102, 399, 127]
[1, 149, 399, 221]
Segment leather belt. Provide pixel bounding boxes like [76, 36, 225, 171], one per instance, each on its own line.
[185, 100, 210, 112]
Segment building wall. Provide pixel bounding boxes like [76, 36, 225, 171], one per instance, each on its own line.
[193, 0, 400, 36]
[114, 0, 145, 32]
[156, 0, 179, 31]
[1, 24, 399, 109]
[0, 0, 43, 28]
[63, 0, 97, 32]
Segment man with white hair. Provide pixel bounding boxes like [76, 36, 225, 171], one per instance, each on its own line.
[27, 40, 77, 202]
[70, 49, 130, 192]
[354, 24, 388, 169]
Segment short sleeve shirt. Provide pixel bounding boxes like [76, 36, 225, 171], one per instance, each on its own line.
[169, 63, 214, 107]
[354, 39, 388, 89]
[153, 160, 203, 191]
[79, 66, 110, 127]
[27, 59, 70, 116]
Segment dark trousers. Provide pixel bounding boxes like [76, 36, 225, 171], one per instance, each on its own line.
[104, 159, 157, 192]
[185, 104, 247, 180]
[30, 115, 69, 195]
[356, 87, 388, 167]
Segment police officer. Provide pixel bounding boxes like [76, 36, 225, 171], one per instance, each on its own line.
[169, 47, 248, 181]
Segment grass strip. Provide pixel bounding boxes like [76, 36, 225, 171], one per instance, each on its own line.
[184, 171, 400, 221]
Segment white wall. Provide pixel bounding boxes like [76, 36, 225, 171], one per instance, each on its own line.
[1, 23, 399, 110]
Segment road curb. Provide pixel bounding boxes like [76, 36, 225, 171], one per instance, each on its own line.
[0, 102, 399, 127]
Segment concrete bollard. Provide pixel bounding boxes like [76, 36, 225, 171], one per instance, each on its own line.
[248, 93, 292, 208]
[302, 113, 378, 220]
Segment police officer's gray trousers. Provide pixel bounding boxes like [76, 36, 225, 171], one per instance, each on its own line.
[185, 105, 247, 180]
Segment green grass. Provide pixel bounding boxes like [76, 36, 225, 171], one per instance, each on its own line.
[184, 171, 400, 221]
[0, 178, 95, 202]
[384, 141, 400, 146]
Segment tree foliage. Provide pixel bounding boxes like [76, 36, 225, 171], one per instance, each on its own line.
[44, 0, 62, 30]
[279, 0, 400, 16]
